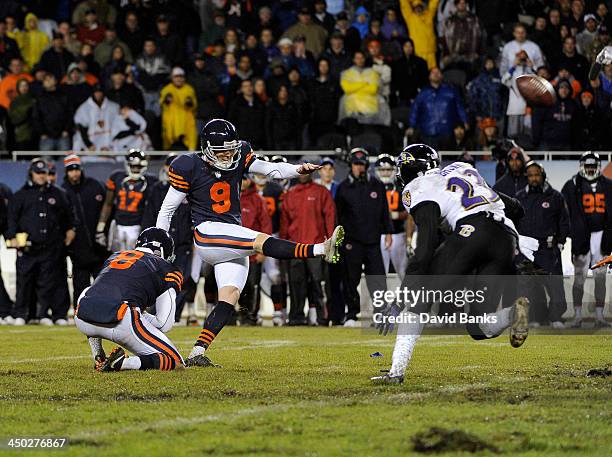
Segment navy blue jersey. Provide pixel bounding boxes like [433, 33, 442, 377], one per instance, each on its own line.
[261, 181, 284, 233]
[384, 181, 407, 234]
[76, 250, 183, 324]
[168, 142, 256, 226]
[106, 171, 157, 226]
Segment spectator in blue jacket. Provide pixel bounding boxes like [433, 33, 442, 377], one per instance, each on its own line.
[466, 57, 506, 128]
[407, 67, 468, 150]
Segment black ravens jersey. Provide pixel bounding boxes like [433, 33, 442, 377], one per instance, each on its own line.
[261, 181, 284, 233]
[106, 171, 157, 226]
[384, 182, 407, 234]
[167, 142, 256, 226]
[76, 250, 183, 324]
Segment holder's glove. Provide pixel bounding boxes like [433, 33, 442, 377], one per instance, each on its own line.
[375, 302, 403, 336]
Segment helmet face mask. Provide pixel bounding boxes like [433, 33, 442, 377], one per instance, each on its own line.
[375, 154, 396, 184]
[579, 152, 601, 181]
[126, 149, 147, 179]
[201, 119, 241, 171]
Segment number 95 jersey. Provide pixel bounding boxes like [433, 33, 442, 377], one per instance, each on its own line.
[166, 142, 256, 226]
[402, 162, 505, 230]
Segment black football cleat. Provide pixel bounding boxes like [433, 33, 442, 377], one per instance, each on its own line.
[96, 347, 126, 372]
[185, 354, 222, 368]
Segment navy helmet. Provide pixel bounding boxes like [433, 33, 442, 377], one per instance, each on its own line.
[200, 119, 241, 171]
[126, 148, 148, 179]
[396, 144, 440, 187]
[579, 151, 601, 181]
[135, 227, 175, 262]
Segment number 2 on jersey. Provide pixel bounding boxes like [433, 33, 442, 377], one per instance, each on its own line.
[109, 250, 144, 270]
[447, 169, 499, 210]
[210, 182, 231, 214]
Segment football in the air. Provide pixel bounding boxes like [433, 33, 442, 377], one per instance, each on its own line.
[516, 74, 557, 107]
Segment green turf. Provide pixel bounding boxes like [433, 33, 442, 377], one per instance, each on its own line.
[0, 326, 610, 456]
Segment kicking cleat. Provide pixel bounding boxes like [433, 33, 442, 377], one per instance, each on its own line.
[185, 354, 222, 368]
[96, 347, 126, 372]
[323, 225, 345, 264]
[371, 370, 404, 384]
[510, 297, 529, 348]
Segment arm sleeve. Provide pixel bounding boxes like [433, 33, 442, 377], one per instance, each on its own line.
[248, 158, 302, 180]
[156, 187, 187, 232]
[498, 191, 525, 224]
[143, 288, 176, 333]
[405, 201, 442, 276]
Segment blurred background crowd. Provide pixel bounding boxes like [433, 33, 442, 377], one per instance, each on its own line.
[0, 0, 611, 157]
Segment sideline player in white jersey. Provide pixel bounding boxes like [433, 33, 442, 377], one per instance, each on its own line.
[156, 119, 344, 367]
[372, 144, 538, 384]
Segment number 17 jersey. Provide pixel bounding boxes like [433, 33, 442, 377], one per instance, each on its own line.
[402, 162, 505, 230]
[167, 143, 256, 226]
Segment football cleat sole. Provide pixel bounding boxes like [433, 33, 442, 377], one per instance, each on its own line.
[96, 347, 126, 372]
[323, 225, 345, 264]
[510, 297, 529, 348]
[185, 354, 222, 368]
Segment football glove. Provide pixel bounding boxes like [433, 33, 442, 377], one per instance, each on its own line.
[375, 302, 403, 336]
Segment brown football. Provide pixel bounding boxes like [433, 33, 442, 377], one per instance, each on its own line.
[516, 74, 556, 107]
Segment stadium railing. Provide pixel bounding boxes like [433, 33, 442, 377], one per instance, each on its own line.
[8, 150, 612, 161]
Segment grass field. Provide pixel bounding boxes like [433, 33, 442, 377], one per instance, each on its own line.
[0, 326, 611, 457]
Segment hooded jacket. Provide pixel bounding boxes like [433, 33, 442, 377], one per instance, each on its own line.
[399, 0, 440, 68]
[16, 13, 49, 70]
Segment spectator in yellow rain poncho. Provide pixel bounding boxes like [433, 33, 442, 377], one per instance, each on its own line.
[399, 0, 439, 69]
[160, 67, 198, 150]
[16, 13, 50, 71]
[339, 50, 390, 126]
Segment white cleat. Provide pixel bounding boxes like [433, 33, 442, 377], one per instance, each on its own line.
[39, 317, 54, 326]
[343, 319, 357, 328]
[510, 297, 529, 348]
[551, 321, 565, 330]
[308, 307, 318, 326]
[4, 316, 15, 325]
[272, 311, 285, 327]
[55, 318, 68, 326]
[323, 226, 344, 264]
[13, 317, 26, 326]
[371, 370, 404, 384]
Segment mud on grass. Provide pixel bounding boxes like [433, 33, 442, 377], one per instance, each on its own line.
[0, 327, 610, 457]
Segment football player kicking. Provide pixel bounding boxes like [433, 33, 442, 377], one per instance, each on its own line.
[75, 227, 185, 372]
[372, 144, 538, 384]
[156, 119, 344, 367]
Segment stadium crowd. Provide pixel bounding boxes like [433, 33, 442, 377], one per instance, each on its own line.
[0, 1, 611, 329]
[0, 0, 611, 154]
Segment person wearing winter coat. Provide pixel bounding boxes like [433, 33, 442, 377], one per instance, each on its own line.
[407, 67, 468, 150]
[7, 78, 35, 150]
[32, 73, 72, 151]
[531, 79, 579, 151]
[467, 57, 506, 127]
[265, 84, 301, 150]
[73, 84, 120, 151]
[399, 0, 440, 69]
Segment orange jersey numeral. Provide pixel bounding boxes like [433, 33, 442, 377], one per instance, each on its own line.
[109, 250, 144, 270]
[386, 190, 399, 211]
[118, 190, 144, 213]
[582, 193, 605, 214]
[210, 182, 231, 214]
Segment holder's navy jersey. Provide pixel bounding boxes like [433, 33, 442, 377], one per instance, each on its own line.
[76, 250, 183, 324]
[106, 171, 157, 226]
[167, 143, 256, 226]
[384, 181, 407, 234]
